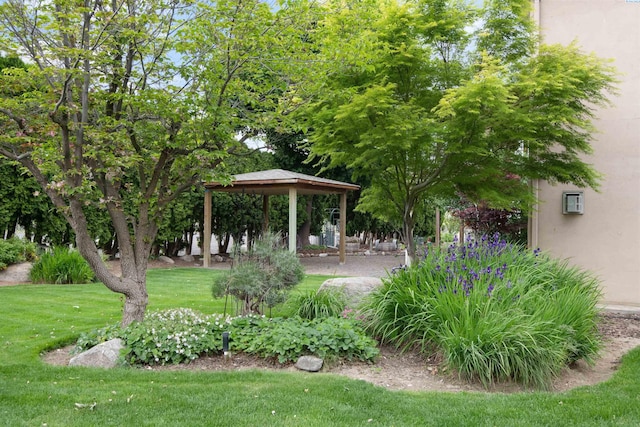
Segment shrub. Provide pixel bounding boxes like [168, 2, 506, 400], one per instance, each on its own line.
[124, 308, 230, 365]
[362, 233, 602, 389]
[0, 238, 36, 270]
[213, 232, 304, 315]
[292, 288, 347, 320]
[30, 247, 95, 284]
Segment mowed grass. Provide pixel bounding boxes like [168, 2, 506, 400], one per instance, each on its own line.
[1, 268, 639, 426]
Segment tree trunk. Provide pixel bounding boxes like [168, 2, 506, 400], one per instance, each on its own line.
[69, 197, 152, 327]
[75, 233, 150, 327]
[218, 232, 231, 254]
[402, 201, 417, 266]
[247, 225, 257, 250]
[120, 277, 149, 327]
[5, 216, 17, 239]
[186, 229, 194, 255]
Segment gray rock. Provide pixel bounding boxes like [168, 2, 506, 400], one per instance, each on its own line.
[318, 276, 383, 306]
[69, 339, 124, 368]
[345, 242, 360, 253]
[0, 262, 32, 283]
[158, 255, 175, 264]
[179, 254, 195, 262]
[213, 255, 225, 263]
[295, 355, 323, 372]
[376, 241, 396, 251]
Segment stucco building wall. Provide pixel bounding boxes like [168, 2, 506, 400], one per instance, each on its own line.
[530, 0, 640, 306]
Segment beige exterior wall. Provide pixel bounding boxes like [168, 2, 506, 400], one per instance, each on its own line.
[530, 0, 640, 306]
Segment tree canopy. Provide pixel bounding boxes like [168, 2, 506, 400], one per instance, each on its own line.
[305, 0, 616, 263]
[0, 0, 315, 325]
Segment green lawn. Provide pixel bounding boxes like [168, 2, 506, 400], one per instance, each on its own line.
[1, 268, 639, 426]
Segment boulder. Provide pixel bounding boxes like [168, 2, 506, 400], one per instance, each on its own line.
[345, 242, 360, 253]
[69, 339, 124, 368]
[213, 255, 225, 263]
[376, 241, 396, 251]
[179, 254, 195, 262]
[295, 355, 323, 372]
[0, 262, 32, 283]
[318, 277, 383, 306]
[158, 256, 175, 264]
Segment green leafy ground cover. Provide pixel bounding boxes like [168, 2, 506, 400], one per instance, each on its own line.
[1, 268, 639, 426]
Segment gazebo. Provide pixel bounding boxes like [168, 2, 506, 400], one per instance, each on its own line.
[202, 169, 360, 267]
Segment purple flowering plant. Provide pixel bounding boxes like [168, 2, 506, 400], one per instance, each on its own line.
[415, 232, 528, 301]
[363, 233, 602, 389]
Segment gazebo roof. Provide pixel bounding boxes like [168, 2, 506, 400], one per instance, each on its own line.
[204, 169, 360, 196]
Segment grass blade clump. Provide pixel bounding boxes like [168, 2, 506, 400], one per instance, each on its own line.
[362, 233, 603, 389]
[292, 288, 347, 320]
[29, 247, 95, 284]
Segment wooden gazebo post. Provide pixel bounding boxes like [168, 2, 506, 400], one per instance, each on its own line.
[262, 195, 270, 232]
[203, 189, 212, 268]
[288, 187, 297, 253]
[339, 192, 347, 264]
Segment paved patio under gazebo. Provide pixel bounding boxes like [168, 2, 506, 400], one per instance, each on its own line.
[202, 169, 360, 267]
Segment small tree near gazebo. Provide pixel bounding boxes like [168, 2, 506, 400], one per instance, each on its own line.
[212, 232, 305, 315]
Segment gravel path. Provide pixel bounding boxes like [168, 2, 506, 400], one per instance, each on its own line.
[200, 252, 408, 278]
[298, 254, 406, 277]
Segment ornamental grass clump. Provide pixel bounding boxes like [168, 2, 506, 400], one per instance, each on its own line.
[30, 246, 95, 284]
[362, 233, 602, 389]
[292, 288, 347, 320]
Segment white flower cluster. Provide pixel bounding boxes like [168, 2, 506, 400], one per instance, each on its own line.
[130, 308, 237, 365]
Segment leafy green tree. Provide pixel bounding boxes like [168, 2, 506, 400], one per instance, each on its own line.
[0, 0, 315, 325]
[0, 56, 75, 244]
[305, 0, 616, 263]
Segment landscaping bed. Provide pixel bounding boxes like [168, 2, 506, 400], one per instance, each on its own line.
[43, 312, 640, 393]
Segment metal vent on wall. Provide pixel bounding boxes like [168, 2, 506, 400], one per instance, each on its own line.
[562, 191, 584, 214]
